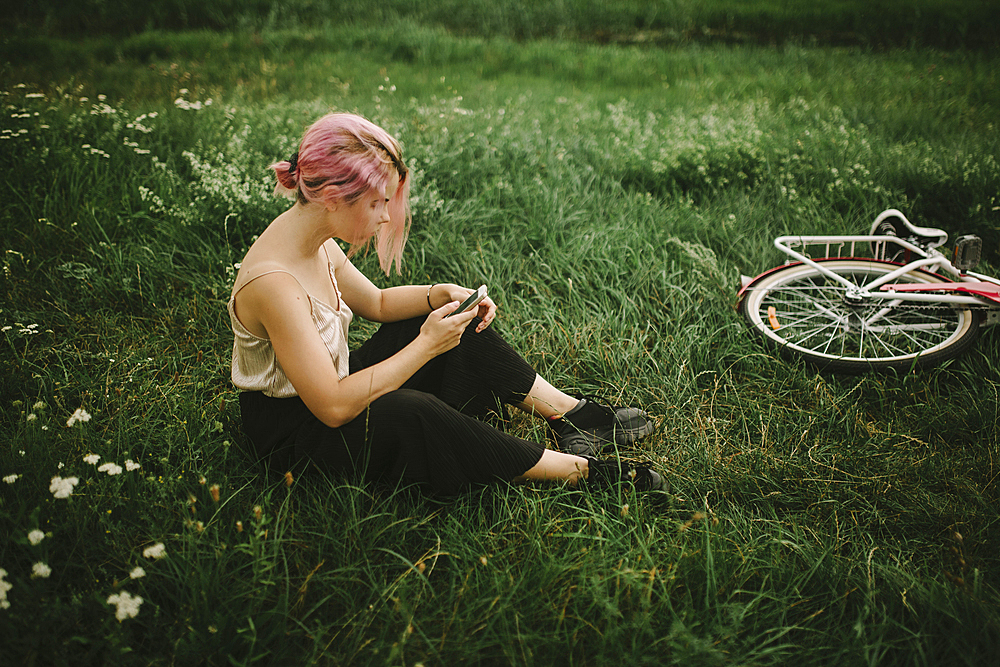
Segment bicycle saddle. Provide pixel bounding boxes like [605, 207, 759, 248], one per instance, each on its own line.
[869, 209, 948, 249]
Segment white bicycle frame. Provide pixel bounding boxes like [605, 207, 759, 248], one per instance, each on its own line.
[771, 234, 1000, 325]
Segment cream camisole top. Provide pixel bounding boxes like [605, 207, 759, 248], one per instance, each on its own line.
[229, 261, 353, 398]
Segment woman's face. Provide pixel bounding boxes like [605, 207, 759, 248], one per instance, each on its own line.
[344, 176, 398, 244]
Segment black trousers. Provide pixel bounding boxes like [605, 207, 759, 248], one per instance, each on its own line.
[239, 317, 546, 493]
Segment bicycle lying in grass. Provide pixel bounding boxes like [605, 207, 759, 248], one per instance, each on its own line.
[737, 209, 1000, 373]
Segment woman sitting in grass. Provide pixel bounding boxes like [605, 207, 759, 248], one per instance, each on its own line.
[228, 112, 664, 494]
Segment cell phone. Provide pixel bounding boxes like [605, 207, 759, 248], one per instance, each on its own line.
[446, 284, 488, 317]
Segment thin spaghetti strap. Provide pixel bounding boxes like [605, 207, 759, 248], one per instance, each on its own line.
[321, 242, 343, 309]
[231, 269, 303, 299]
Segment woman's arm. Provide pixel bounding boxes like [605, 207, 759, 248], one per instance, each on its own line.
[328, 240, 497, 330]
[238, 271, 477, 428]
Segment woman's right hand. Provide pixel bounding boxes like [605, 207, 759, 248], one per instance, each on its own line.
[417, 301, 478, 357]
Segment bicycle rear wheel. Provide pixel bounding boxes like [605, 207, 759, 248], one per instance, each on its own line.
[739, 259, 982, 372]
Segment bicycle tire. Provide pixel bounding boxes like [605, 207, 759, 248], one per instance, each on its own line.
[739, 259, 982, 373]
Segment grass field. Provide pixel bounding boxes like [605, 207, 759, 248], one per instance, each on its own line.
[7, 0, 999, 49]
[1, 6, 999, 666]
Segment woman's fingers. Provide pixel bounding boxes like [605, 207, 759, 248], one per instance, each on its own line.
[475, 297, 497, 332]
[422, 302, 477, 355]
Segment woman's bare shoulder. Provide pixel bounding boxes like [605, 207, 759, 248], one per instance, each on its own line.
[322, 238, 349, 267]
[231, 267, 310, 338]
[233, 227, 298, 292]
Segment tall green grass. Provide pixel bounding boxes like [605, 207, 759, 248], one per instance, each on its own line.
[6, 0, 999, 49]
[1, 21, 999, 666]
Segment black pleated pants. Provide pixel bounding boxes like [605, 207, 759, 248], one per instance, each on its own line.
[238, 317, 546, 494]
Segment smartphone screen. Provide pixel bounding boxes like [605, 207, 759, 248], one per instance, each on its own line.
[446, 285, 487, 317]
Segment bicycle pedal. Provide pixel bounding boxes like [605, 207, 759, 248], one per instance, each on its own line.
[953, 235, 982, 273]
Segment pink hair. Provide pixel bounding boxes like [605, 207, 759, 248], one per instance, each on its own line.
[270, 113, 411, 275]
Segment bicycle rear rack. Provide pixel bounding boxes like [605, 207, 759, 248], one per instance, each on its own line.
[771, 235, 1000, 315]
[775, 234, 934, 266]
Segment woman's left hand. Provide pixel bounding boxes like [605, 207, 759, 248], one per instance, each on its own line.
[437, 284, 497, 332]
[472, 294, 497, 332]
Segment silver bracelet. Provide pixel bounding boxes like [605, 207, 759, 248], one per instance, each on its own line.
[426, 283, 436, 309]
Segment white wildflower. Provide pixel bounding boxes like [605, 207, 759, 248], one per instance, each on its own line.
[49, 475, 79, 499]
[66, 407, 91, 427]
[125, 459, 140, 471]
[31, 562, 51, 579]
[107, 590, 143, 621]
[26, 413, 37, 422]
[2, 474, 18, 484]
[129, 566, 145, 579]
[142, 543, 167, 559]
[32, 401, 46, 410]
[83, 454, 101, 465]
[97, 462, 123, 476]
[28, 530, 45, 546]
[0, 568, 12, 610]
